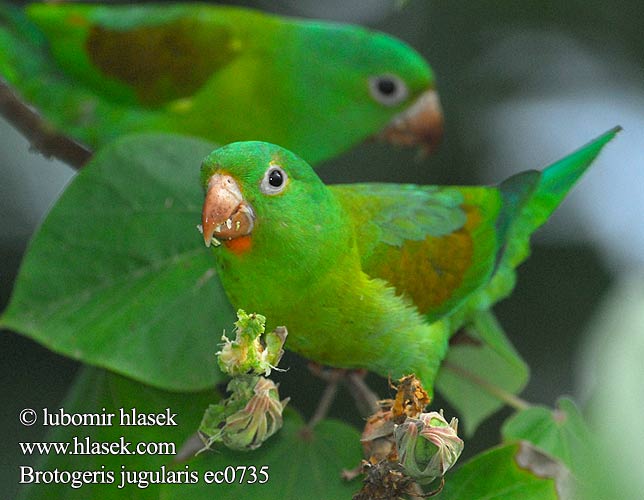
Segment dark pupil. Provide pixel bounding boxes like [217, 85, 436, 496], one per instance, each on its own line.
[377, 78, 396, 96]
[268, 169, 283, 187]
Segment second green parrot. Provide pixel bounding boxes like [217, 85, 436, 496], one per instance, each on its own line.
[199, 129, 618, 394]
[0, 2, 442, 165]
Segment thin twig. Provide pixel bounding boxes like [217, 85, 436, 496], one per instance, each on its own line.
[442, 361, 531, 411]
[0, 78, 92, 168]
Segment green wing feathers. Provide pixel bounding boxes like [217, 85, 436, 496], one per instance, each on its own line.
[334, 128, 619, 327]
[333, 183, 504, 323]
[0, 1, 131, 146]
[439, 128, 618, 430]
[333, 129, 617, 423]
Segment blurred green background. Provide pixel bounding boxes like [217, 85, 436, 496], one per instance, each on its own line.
[1, 1, 642, 498]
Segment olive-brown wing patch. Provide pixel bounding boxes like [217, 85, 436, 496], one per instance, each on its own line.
[86, 19, 235, 106]
[364, 202, 499, 322]
[332, 183, 502, 321]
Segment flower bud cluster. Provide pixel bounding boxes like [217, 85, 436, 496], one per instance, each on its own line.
[217, 309, 287, 376]
[200, 310, 289, 452]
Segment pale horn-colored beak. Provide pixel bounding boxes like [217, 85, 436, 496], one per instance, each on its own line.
[378, 89, 444, 155]
[201, 174, 255, 247]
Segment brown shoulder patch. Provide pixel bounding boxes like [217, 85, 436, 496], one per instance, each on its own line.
[366, 205, 484, 316]
[86, 19, 235, 106]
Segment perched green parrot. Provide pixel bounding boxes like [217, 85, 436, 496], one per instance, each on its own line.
[0, 2, 442, 165]
[199, 129, 617, 393]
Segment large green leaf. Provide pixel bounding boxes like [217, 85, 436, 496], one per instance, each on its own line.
[501, 397, 591, 474]
[160, 411, 363, 500]
[1, 134, 233, 390]
[436, 310, 529, 435]
[19, 367, 217, 500]
[440, 443, 559, 499]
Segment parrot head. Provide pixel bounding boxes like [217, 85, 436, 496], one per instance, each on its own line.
[275, 22, 444, 160]
[356, 31, 444, 154]
[199, 141, 352, 261]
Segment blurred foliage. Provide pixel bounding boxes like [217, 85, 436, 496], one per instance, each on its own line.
[502, 397, 592, 475]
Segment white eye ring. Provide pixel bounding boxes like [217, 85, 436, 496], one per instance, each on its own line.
[260, 163, 288, 195]
[368, 74, 409, 106]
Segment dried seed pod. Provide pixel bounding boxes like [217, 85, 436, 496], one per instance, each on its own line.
[391, 374, 431, 424]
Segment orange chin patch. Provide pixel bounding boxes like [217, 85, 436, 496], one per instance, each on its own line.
[224, 235, 253, 255]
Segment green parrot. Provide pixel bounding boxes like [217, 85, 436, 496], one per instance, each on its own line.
[0, 2, 442, 165]
[198, 128, 618, 393]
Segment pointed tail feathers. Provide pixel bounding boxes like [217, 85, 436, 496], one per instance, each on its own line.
[499, 127, 620, 269]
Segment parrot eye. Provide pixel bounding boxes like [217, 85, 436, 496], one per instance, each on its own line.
[260, 164, 288, 195]
[369, 74, 409, 106]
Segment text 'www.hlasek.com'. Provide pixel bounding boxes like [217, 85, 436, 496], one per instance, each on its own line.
[18, 407, 270, 490]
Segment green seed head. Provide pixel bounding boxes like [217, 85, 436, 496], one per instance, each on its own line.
[394, 410, 464, 485]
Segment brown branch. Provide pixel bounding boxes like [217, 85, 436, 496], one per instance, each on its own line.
[0, 78, 92, 169]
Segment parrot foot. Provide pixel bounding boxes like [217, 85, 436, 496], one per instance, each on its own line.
[302, 364, 383, 440]
[345, 370, 381, 417]
[300, 364, 345, 437]
[307, 364, 382, 417]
